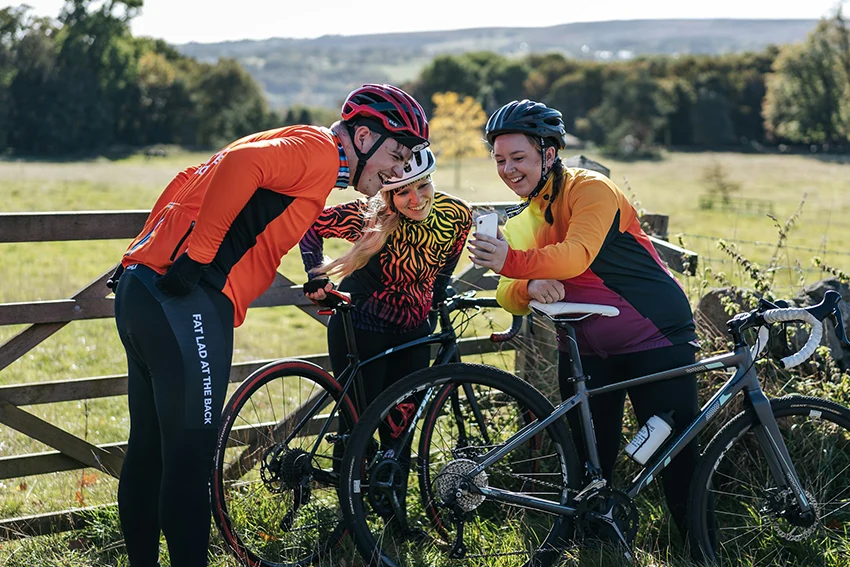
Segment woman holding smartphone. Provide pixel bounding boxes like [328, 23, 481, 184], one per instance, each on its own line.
[467, 99, 702, 556]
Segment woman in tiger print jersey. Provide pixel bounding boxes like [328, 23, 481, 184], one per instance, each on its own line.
[299, 148, 471, 409]
[300, 149, 470, 525]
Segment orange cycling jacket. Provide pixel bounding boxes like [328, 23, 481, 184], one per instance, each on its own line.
[122, 125, 346, 326]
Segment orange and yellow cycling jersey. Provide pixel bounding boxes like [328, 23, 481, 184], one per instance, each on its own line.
[497, 168, 696, 357]
[123, 125, 347, 326]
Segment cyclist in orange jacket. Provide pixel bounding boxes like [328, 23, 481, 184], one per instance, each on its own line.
[109, 84, 429, 567]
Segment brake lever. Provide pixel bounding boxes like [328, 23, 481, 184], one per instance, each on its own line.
[831, 307, 850, 347]
[758, 297, 789, 311]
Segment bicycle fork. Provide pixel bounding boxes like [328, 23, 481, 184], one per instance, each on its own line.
[747, 389, 816, 524]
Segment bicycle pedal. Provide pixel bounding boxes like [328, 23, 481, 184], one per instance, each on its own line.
[574, 478, 607, 502]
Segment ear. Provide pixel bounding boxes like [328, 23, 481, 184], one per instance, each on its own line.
[545, 147, 557, 168]
[353, 125, 374, 151]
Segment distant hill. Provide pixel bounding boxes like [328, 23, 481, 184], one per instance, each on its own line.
[175, 19, 816, 110]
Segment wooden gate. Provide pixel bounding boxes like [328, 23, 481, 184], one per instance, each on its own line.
[0, 204, 695, 539]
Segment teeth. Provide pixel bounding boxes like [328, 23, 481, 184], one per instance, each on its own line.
[510, 176, 523, 183]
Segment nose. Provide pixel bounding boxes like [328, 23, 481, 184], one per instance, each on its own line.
[503, 160, 515, 173]
[390, 164, 405, 178]
[409, 191, 421, 206]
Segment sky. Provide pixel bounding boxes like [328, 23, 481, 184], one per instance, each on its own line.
[15, 0, 844, 44]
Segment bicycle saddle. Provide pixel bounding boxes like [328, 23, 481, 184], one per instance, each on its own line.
[529, 301, 620, 321]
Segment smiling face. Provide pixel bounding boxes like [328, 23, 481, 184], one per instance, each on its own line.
[492, 133, 553, 198]
[392, 177, 435, 221]
[354, 129, 412, 197]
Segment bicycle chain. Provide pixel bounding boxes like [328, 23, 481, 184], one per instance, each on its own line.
[507, 471, 576, 494]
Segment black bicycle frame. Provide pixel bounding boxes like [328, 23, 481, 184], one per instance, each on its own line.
[285, 303, 465, 462]
[464, 321, 813, 518]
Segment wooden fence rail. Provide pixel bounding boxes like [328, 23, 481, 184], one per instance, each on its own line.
[0, 204, 696, 540]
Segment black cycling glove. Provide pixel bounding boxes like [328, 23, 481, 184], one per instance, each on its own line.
[155, 252, 208, 296]
[303, 276, 331, 295]
[106, 264, 124, 291]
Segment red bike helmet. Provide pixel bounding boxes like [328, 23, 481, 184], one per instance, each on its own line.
[342, 84, 430, 188]
[342, 84, 430, 151]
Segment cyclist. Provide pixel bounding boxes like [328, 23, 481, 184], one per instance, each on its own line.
[108, 84, 429, 567]
[300, 147, 472, 524]
[468, 99, 701, 550]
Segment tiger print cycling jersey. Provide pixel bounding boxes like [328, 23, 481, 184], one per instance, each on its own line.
[300, 191, 472, 333]
[496, 168, 696, 357]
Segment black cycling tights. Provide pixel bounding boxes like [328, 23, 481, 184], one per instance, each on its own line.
[114, 265, 233, 567]
[559, 342, 700, 542]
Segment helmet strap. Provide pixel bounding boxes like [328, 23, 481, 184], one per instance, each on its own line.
[347, 122, 387, 188]
[505, 142, 559, 219]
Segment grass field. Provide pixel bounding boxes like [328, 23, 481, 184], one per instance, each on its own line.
[1, 149, 849, 566]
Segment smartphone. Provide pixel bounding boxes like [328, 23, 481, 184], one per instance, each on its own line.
[475, 213, 499, 239]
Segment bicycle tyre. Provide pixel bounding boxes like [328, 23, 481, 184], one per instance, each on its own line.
[212, 359, 358, 567]
[340, 362, 581, 567]
[689, 395, 850, 565]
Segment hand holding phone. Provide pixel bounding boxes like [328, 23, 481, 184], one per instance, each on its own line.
[475, 213, 499, 239]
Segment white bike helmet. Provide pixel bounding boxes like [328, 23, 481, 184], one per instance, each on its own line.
[381, 148, 436, 192]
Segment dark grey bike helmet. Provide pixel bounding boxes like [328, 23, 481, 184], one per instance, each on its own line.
[485, 99, 568, 150]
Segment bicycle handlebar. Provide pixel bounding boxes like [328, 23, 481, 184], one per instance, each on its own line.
[733, 290, 844, 369]
[444, 293, 522, 343]
[761, 308, 823, 368]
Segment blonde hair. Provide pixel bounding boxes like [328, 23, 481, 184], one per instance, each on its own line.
[311, 190, 402, 281]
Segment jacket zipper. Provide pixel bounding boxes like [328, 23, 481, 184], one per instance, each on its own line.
[170, 221, 195, 261]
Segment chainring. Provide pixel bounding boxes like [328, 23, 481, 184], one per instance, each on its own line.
[367, 457, 407, 518]
[575, 487, 639, 546]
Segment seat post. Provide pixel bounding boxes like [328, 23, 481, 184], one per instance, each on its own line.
[339, 305, 359, 365]
[338, 305, 368, 413]
[556, 321, 587, 383]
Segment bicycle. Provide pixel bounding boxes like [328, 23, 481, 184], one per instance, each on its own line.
[211, 285, 521, 567]
[338, 290, 850, 566]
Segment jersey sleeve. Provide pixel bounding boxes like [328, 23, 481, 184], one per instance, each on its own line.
[499, 179, 621, 281]
[187, 136, 335, 264]
[298, 201, 367, 275]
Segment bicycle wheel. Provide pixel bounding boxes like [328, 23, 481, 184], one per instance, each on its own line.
[212, 359, 358, 567]
[340, 362, 581, 567]
[689, 395, 850, 565]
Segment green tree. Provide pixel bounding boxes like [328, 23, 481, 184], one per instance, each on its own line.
[0, 5, 33, 151]
[7, 14, 59, 153]
[429, 91, 489, 190]
[191, 58, 272, 147]
[588, 69, 673, 157]
[47, 0, 143, 152]
[764, 10, 850, 144]
[547, 64, 605, 133]
[411, 55, 479, 116]
[690, 73, 736, 146]
[658, 76, 696, 145]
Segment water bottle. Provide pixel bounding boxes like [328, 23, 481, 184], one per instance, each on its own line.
[625, 411, 675, 465]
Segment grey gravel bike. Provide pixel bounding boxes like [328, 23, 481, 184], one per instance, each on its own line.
[339, 290, 850, 566]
